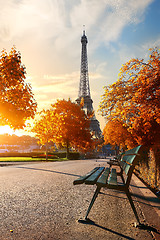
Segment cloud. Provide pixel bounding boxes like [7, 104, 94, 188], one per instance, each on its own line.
[117, 35, 160, 66]
[29, 71, 80, 110]
[85, 0, 154, 50]
[0, 0, 153, 48]
[141, 37, 160, 53]
[0, 0, 154, 68]
[0, 0, 155, 131]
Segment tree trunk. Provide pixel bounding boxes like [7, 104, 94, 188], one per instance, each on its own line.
[66, 140, 70, 159]
[45, 142, 48, 161]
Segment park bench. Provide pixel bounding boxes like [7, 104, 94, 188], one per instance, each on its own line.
[107, 152, 123, 167]
[73, 145, 143, 226]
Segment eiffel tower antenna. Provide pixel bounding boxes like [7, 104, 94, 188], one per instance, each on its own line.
[83, 24, 85, 35]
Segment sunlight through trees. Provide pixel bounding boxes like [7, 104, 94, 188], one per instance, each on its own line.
[32, 99, 93, 159]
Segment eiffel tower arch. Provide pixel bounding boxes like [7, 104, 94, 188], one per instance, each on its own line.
[76, 30, 101, 138]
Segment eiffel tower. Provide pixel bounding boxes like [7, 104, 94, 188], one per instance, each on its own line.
[76, 30, 101, 138]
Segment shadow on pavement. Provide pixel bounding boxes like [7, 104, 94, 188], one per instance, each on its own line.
[78, 218, 160, 237]
[99, 191, 160, 209]
[13, 166, 81, 177]
[130, 184, 146, 189]
[15, 165, 159, 207]
[95, 160, 108, 163]
[78, 218, 135, 240]
[131, 192, 160, 205]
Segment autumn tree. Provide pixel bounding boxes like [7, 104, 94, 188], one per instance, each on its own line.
[99, 48, 160, 188]
[0, 46, 37, 129]
[31, 109, 58, 160]
[103, 119, 137, 150]
[99, 47, 160, 147]
[32, 99, 93, 159]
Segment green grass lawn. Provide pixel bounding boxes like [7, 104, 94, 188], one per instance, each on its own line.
[0, 157, 68, 162]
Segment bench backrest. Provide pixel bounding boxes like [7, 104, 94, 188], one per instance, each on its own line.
[119, 145, 142, 186]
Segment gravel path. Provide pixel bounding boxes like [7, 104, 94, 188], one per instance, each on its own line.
[0, 159, 153, 239]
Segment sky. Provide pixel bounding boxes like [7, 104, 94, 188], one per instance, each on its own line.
[0, 0, 160, 136]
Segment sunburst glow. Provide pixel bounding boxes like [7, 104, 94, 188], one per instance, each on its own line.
[0, 0, 159, 133]
[0, 125, 25, 136]
[0, 126, 14, 135]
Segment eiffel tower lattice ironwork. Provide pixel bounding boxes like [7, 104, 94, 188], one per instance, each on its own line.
[76, 30, 101, 138]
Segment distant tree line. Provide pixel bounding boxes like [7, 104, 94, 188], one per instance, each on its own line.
[0, 134, 38, 147]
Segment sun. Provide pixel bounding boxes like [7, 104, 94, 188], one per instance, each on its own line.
[0, 125, 14, 135]
[0, 125, 32, 136]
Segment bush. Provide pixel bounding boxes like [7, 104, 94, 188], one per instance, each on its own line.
[67, 152, 80, 160]
[0, 151, 80, 160]
[0, 152, 33, 157]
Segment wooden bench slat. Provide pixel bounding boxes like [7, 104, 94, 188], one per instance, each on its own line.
[73, 167, 100, 185]
[85, 167, 105, 185]
[108, 168, 117, 185]
[108, 145, 142, 170]
[96, 168, 110, 187]
[118, 155, 135, 175]
[123, 154, 135, 165]
[125, 145, 141, 155]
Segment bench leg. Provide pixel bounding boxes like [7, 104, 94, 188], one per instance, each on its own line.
[126, 190, 141, 225]
[84, 186, 101, 220]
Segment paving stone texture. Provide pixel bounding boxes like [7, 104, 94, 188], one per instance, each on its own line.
[0, 159, 159, 240]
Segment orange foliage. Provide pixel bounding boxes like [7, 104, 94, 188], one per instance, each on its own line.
[0, 46, 37, 129]
[32, 99, 93, 154]
[103, 119, 136, 149]
[99, 48, 160, 147]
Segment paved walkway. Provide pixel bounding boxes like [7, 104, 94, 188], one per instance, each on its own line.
[0, 159, 159, 239]
[130, 174, 160, 240]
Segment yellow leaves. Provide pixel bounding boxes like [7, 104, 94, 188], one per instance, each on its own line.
[80, 97, 84, 107]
